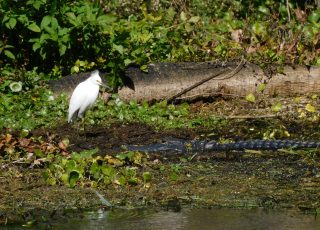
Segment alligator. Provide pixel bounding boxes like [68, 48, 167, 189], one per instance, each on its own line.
[123, 138, 320, 153]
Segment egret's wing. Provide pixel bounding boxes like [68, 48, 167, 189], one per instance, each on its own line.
[68, 82, 88, 122]
[78, 85, 100, 117]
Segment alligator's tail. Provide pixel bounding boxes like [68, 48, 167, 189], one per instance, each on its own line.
[198, 139, 320, 152]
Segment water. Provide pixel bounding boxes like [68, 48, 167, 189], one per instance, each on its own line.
[3, 208, 320, 230]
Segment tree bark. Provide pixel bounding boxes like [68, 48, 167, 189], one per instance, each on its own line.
[118, 62, 320, 102]
[48, 62, 320, 102]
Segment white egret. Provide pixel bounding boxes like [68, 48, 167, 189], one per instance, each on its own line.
[68, 70, 106, 123]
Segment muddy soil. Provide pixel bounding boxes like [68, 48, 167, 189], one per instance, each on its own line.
[1, 102, 320, 225]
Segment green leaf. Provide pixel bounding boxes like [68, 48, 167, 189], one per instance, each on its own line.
[61, 173, 69, 185]
[124, 58, 133, 66]
[245, 93, 255, 103]
[127, 178, 138, 185]
[271, 102, 282, 112]
[116, 152, 128, 160]
[2, 15, 9, 24]
[311, 94, 318, 100]
[180, 11, 187, 22]
[112, 44, 124, 55]
[308, 10, 320, 24]
[32, 41, 41, 52]
[27, 0, 45, 10]
[189, 16, 200, 23]
[18, 14, 29, 26]
[118, 175, 126, 186]
[51, 17, 59, 29]
[6, 18, 17, 29]
[143, 172, 152, 182]
[71, 66, 80, 73]
[185, 23, 192, 33]
[258, 5, 270, 15]
[9, 81, 22, 92]
[34, 149, 44, 157]
[101, 165, 115, 176]
[252, 22, 266, 36]
[257, 83, 266, 93]
[46, 177, 56, 186]
[140, 65, 148, 72]
[59, 44, 67, 56]
[28, 23, 41, 32]
[69, 170, 81, 187]
[305, 103, 316, 113]
[66, 12, 79, 27]
[40, 15, 51, 29]
[40, 33, 50, 42]
[4, 50, 15, 59]
[43, 26, 56, 36]
[97, 14, 117, 25]
[65, 160, 77, 171]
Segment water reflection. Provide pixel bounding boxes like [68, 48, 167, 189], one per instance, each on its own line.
[4, 208, 320, 230]
[51, 208, 320, 230]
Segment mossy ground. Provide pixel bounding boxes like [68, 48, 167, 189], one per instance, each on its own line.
[1, 98, 320, 225]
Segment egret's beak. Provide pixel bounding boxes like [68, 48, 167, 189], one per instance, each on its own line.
[99, 81, 113, 92]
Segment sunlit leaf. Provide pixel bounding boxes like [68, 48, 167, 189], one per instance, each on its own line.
[28, 23, 41, 32]
[59, 44, 67, 56]
[180, 11, 187, 21]
[258, 5, 270, 15]
[189, 16, 200, 23]
[271, 102, 282, 112]
[6, 18, 17, 29]
[311, 94, 318, 100]
[112, 44, 124, 55]
[9, 81, 23, 92]
[40, 15, 51, 29]
[4, 50, 15, 59]
[257, 83, 266, 93]
[305, 103, 316, 113]
[66, 12, 79, 26]
[245, 93, 255, 103]
[252, 22, 266, 36]
[308, 10, 320, 24]
[97, 14, 117, 25]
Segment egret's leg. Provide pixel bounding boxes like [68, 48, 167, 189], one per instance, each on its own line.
[81, 117, 85, 132]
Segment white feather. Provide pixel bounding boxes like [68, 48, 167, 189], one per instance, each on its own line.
[68, 70, 103, 123]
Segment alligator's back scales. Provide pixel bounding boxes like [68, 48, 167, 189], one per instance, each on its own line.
[125, 139, 320, 153]
[199, 139, 320, 151]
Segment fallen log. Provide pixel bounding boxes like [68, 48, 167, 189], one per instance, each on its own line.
[48, 62, 320, 102]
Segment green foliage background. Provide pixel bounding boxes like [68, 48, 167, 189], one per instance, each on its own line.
[1, 0, 319, 77]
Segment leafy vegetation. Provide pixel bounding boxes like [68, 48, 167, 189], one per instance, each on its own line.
[43, 149, 148, 187]
[1, 0, 319, 78]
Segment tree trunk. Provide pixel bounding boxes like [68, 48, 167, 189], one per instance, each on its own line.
[48, 62, 320, 102]
[118, 62, 320, 102]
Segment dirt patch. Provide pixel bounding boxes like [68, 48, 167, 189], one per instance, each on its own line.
[32, 122, 198, 154]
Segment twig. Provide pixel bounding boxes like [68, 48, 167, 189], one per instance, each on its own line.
[167, 58, 247, 103]
[286, 0, 291, 22]
[223, 114, 278, 119]
[172, 92, 245, 101]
